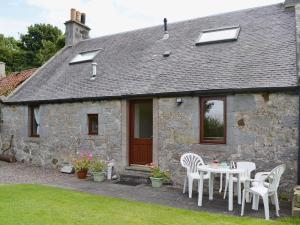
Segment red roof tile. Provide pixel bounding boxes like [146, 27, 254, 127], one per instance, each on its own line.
[0, 68, 37, 96]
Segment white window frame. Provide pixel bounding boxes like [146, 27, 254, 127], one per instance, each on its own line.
[196, 26, 240, 45]
[69, 49, 101, 64]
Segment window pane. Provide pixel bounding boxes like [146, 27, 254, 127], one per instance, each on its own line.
[203, 100, 224, 140]
[29, 106, 39, 137]
[134, 102, 153, 138]
[70, 50, 100, 64]
[88, 114, 98, 134]
[196, 26, 240, 44]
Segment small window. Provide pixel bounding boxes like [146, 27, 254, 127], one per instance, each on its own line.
[200, 97, 226, 144]
[196, 26, 240, 45]
[29, 105, 40, 137]
[70, 49, 100, 64]
[88, 114, 98, 135]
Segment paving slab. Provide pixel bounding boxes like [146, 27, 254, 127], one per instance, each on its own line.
[0, 161, 291, 219]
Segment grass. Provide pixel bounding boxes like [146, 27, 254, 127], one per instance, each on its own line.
[0, 184, 299, 225]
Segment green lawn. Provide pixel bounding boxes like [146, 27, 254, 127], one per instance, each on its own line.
[0, 184, 299, 225]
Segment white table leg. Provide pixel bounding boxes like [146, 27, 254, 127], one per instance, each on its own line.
[198, 171, 204, 206]
[228, 173, 233, 211]
[237, 173, 241, 205]
[209, 172, 214, 200]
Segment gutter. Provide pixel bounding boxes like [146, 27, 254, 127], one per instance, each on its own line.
[2, 86, 299, 105]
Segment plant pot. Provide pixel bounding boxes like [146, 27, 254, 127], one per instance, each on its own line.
[92, 171, 105, 182]
[77, 170, 88, 179]
[150, 177, 163, 188]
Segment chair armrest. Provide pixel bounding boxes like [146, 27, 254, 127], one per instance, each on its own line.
[244, 178, 264, 187]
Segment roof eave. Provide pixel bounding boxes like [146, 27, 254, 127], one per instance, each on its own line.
[3, 86, 299, 105]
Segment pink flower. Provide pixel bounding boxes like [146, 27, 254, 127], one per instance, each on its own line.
[88, 152, 93, 160]
[79, 151, 84, 158]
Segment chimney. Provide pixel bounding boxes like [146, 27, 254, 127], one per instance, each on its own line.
[284, 0, 300, 7]
[0, 62, 5, 78]
[64, 8, 91, 46]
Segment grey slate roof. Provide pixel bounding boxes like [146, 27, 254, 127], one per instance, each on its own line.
[7, 4, 298, 103]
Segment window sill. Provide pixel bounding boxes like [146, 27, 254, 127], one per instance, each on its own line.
[200, 141, 226, 145]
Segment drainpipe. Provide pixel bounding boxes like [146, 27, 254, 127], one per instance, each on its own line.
[298, 89, 300, 185]
[294, 2, 300, 185]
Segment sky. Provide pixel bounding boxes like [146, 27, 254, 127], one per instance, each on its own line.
[0, 0, 284, 39]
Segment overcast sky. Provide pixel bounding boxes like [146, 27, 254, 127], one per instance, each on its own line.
[0, 0, 284, 39]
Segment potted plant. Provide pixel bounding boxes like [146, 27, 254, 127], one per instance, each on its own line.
[149, 164, 171, 188]
[73, 152, 92, 179]
[91, 158, 106, 182]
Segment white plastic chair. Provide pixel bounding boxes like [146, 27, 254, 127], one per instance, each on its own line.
[223, 161, 256, 201]
[180, 153, 209, 198]
[241, 164, 286, 220]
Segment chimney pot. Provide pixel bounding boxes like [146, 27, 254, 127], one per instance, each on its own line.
[70, 8, 76, 21]
[76, 11, 81, 22]
[0, 62, 5, 78]
[81, 13, 86, 24]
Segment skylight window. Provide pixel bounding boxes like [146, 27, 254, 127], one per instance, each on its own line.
[69, 49, 100, 64]
[196, 26, 240, 45]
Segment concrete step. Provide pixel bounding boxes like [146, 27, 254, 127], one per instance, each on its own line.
[125, 165, 151, 173]
[119, 167, 151, 185]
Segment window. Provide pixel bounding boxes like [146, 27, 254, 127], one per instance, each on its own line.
[69, 49, 100, 64]
[200, 97, 226, 144]
[196, 26, 240, 45]
[29, 105, 40, 137]
[88, 114, 98, 135]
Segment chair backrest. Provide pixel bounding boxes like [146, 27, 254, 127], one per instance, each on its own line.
[267, 164, 286, 193]
[180, 153, 205, 173]
[237, 161, 256, 179]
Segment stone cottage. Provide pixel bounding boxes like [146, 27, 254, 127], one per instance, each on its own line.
[0, 63, 37, 151]
[1, 1, 300, 195]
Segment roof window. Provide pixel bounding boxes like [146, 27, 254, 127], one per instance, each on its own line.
[196, 26, 240, 45]
[69, 49, 100, 64]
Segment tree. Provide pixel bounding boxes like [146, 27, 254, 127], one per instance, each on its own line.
[0, 23, 64, 75]
[0, 34, 27, 74]
[20, 24, 64, 66]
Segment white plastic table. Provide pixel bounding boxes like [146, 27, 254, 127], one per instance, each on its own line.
[197, 165, 244, 211]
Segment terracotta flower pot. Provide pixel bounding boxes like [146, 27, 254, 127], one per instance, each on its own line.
[77, 170, 88, 179]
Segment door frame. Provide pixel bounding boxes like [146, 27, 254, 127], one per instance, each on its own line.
[129, 99, 153, 165]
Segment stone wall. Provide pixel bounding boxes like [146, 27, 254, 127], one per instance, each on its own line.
[1, 92, 298, 196]
[1, 101, 122, 170]
[157, 93, 298, 197]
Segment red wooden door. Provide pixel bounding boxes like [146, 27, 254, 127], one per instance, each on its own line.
[129, 100, 153, 165]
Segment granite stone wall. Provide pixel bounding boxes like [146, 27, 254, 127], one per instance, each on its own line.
[157, 93, 298, 197]
[1, 92, 298, 196]
[0, 101, 122, 170]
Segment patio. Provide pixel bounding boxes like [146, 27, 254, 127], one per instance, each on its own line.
[0, 161, 291, 219]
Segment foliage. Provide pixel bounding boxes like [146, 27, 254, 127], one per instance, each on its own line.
[91, 158, 106, 172]
[0, 23, 64, 74]
[204, 117, 224, 138]
[0, 184, 299, 225]
[0, 34, 27, 74]
[73, 152, 93, 172]
[149, 164, 171, 182]
[20, 24, 65, 66]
